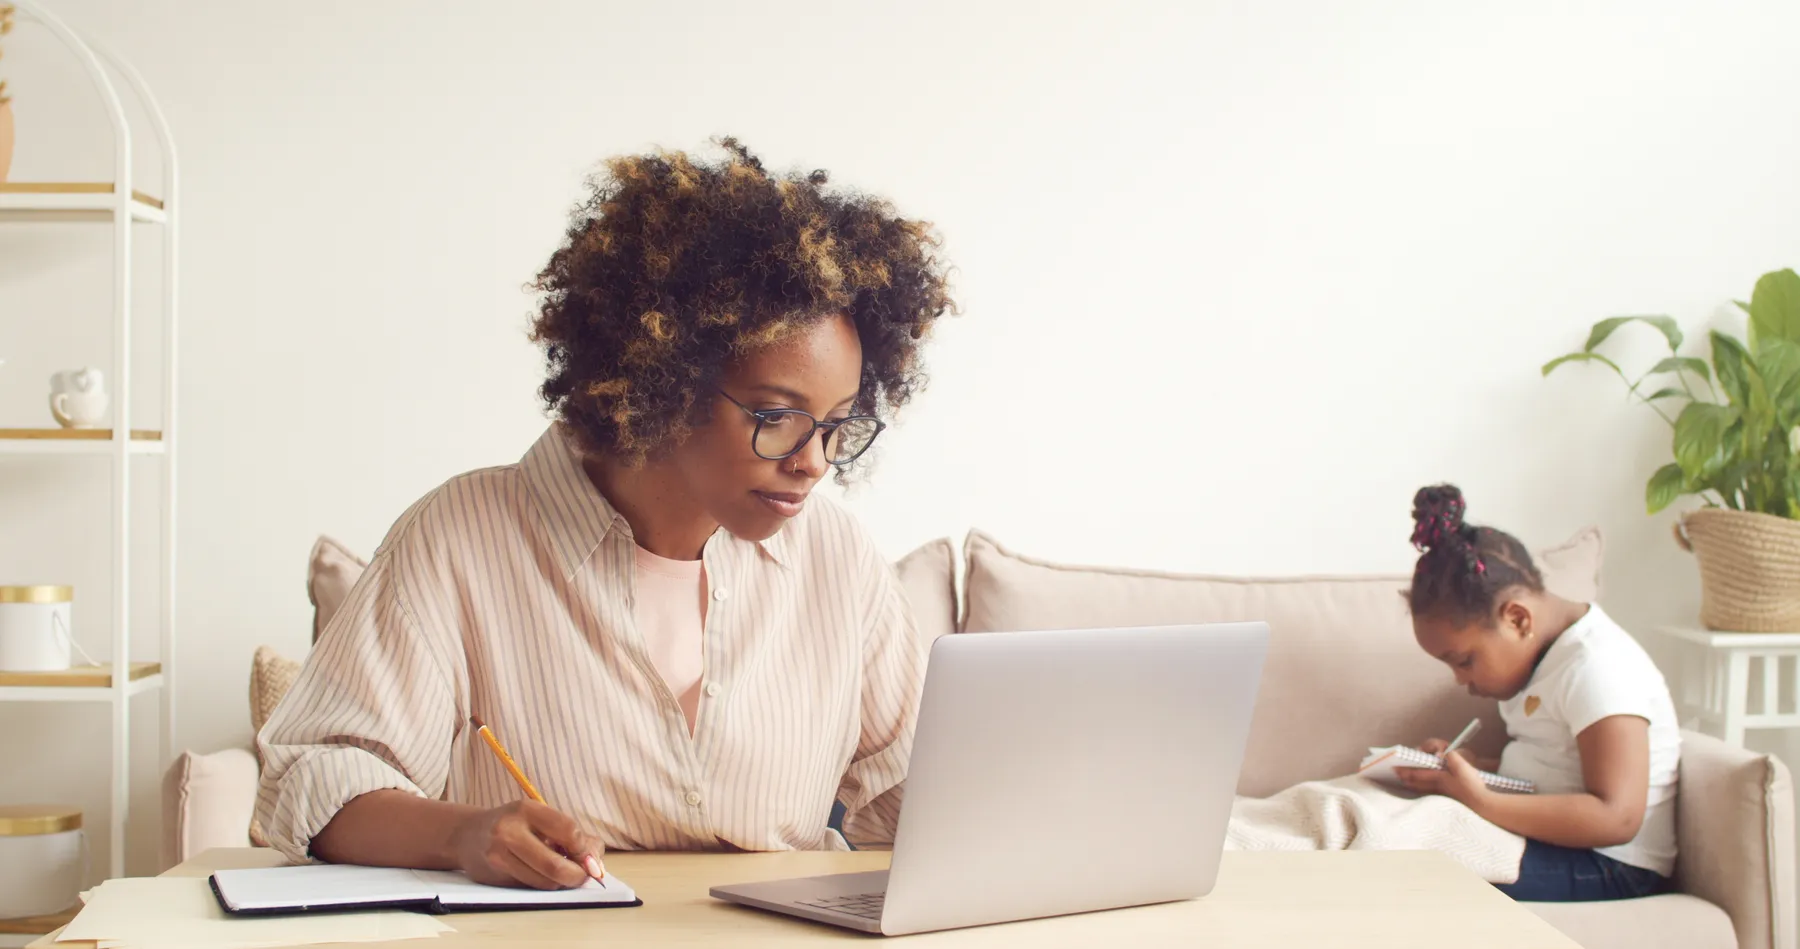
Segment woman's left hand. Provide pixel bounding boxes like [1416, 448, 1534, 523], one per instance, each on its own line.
[1395, 751, 1488, 807]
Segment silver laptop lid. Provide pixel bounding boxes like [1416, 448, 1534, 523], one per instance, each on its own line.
[879, 622, 1267, 936]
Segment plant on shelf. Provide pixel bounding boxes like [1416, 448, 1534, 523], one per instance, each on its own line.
[1544, 267, 1800, 632]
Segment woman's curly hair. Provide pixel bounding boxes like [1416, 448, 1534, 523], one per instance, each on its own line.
[529, 137, 956, 478]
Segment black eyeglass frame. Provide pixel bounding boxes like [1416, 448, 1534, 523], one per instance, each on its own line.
[713, 388, 887, 466]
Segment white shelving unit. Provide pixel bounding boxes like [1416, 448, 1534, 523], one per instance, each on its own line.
[1653, 626, 1800, 748]
[0, 0, 178, 903]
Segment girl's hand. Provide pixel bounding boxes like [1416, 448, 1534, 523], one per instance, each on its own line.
[1417, 738, 1490, 771]
[1395, 752, 1489, 808]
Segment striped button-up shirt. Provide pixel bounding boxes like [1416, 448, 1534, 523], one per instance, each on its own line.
[255, 424, 926, 864]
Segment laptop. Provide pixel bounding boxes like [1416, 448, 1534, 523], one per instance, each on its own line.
[709, 622, 1268, 936]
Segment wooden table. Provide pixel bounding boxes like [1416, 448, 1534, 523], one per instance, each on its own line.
[33, 847, 1579, 948]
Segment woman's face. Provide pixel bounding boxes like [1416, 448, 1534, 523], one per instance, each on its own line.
[671, 313, 865, 542]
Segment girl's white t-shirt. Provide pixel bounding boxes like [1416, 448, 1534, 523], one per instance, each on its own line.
[1497, 603, 1680, 876]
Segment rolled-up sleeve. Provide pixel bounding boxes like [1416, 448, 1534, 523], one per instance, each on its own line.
[253, 518, 465, 864]
[836, 548, 929, 847]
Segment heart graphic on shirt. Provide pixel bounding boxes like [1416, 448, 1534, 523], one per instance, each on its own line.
[1524, 695, 1541, 716]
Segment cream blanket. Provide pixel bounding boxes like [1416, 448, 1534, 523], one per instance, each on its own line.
[1225, 775, 1526, 884]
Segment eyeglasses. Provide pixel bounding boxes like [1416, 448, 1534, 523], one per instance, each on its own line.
[714, 388, 887, 466]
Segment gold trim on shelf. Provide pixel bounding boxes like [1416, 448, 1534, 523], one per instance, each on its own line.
[0, 904, 79, 935]
[0, 181, 164, 209]
[0, 805, 82, 837]
[0, 661, 160, 689]
[0, 585, 72, 603]
[0, 428, 162, 441]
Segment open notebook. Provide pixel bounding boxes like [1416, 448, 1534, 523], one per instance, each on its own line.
[210, 864, 642, 916]
[1359, 746, 1536, 794]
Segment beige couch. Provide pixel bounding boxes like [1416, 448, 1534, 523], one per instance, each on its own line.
[165, 528, 1794, 949]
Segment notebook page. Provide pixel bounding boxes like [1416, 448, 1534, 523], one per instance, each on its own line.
[211, 864, 436, 912]
[1358, 745, 1535, 793]
[409, 869, 640, 907]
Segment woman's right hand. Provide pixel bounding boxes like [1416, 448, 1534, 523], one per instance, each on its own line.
[448, 800, 607, 890]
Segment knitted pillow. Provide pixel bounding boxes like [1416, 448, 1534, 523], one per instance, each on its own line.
[247, 644, 301, 848]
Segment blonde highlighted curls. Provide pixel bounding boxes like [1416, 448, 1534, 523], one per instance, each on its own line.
[529, 137, 956, 477]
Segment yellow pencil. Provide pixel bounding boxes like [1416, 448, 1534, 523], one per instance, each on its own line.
[471, 714, 606, 886]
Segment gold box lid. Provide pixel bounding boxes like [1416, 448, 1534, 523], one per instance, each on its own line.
[0, 585, 73, 604]
[0, 804, 81, 836]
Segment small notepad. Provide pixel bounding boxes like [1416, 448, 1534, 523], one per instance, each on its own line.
[210, 864, 641, 916]
[1359, 745, 1536, 794]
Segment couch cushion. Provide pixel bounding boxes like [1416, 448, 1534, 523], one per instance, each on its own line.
[1528, 894, 1737, 949]
[162, 747, 260, 868]
[1673, 731, 1794, 949]
[893, 538, 958, 646]
[959, 527, 1603, 797]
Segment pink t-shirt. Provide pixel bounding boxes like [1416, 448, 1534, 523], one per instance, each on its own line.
[633, 545, 707, 734]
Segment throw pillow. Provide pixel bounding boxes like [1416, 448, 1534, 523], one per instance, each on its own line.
[247, 644, 302, 849]
[249, 645, 302, 739]
[308, 536, 368, 643]
[891, 537, 958, 645]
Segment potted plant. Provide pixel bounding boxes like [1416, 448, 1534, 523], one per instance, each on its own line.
[1545, 267, 1800, 631]
[0, 3, 14, 182]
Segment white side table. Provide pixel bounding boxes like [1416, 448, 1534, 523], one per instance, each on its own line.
[1653, 626, 1800, 747]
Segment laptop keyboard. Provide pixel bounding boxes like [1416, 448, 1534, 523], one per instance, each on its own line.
[796, 892, 885, 920]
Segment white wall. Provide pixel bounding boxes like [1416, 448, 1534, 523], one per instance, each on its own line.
[3, 0, 1799, 879]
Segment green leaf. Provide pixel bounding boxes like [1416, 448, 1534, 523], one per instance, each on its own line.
[1647, 463, 1687, 514]
[1584, 315, 1683, 354]
[1542, 351, 1626, 379]
[1712, 331, 1756, 406]
[1648, 356, 1712, 384]
[1643, 387, 1686, 401]
[1756, 337, 1800, 426]
[1674, 402, 1738, 477]
[1750, 269, 1800, 346]
[1709, 458, 1749, 510]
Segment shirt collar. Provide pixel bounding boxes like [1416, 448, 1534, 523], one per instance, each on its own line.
[1525, 601, 1601, 685]
[520, 424, 624, 581]
[520, 423, 794, 578]
[756, 521, 794, 569]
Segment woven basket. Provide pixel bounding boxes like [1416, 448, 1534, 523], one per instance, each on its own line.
[1677, 508, 1800, 631]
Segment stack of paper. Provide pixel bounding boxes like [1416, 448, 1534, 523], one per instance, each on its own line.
[52, 877, 453, 949]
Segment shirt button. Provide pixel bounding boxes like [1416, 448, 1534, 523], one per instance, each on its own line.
[712, 588, 729, 602]
[704, 682, 721, 698]
[684, 791, 703, 807]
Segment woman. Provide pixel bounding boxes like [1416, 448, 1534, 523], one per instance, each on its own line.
[255, 138, 957, 890]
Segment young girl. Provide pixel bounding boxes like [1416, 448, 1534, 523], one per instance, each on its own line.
[1394, 484, 1680, 902]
